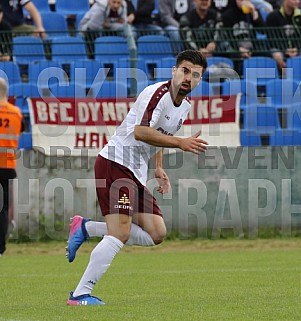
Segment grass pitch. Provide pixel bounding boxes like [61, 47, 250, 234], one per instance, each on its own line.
[0, 239, 300, 321]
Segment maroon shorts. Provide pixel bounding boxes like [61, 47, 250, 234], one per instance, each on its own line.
[94, 155, 162, 217]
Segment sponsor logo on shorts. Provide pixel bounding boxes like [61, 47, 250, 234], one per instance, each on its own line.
[114, 194, 133, 210]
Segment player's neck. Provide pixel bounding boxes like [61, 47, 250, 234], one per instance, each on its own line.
[169, 83, 186, 107]
[170, 86, 185, 106]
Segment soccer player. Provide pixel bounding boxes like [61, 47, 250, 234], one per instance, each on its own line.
[66, 49, 208, 305]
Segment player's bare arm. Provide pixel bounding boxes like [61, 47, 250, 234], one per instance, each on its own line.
[134, 125, 208, 154]
[154, 149, 171, 194]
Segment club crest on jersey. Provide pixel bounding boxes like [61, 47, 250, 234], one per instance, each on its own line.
[114, 194, 133, 210]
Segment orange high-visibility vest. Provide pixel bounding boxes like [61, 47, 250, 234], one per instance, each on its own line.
[0, 101, 23, 169]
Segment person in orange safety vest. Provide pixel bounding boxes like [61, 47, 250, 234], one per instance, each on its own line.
[0, 77, 23, 256]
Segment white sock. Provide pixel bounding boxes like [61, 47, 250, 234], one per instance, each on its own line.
[86, 221, 155, 246]
[73, 235, 123, 297]
[86, 221, 107, 237]
[126, 223, 155, 246]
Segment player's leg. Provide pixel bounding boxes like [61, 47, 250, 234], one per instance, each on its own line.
[67, 156, 133, 305]
[70, 213, 130, 299]
[132, 213, 166, 245]
[67, 216, 155, 259]
[80, 180, 163, 246]
[131, 182, 166, 245]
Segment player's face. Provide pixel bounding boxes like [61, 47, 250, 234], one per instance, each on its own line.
[172, 60, 203, 96]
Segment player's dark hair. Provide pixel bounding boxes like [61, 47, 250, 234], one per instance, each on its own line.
[176, 50, 208, 73]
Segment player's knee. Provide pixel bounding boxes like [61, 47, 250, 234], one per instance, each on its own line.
[114, 230, 131, 244]
[108, 226, 131, 244]
[150, 226, 167, 245]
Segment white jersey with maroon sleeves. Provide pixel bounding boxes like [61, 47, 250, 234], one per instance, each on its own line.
[99, 81, 191, 186]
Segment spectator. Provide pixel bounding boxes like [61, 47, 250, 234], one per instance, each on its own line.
[0, 78, 23, 257]
[213, 0, 272, 17]
[0, 5, 12, 61]
[79, 0, 131, 36]
[212, 0, 235, 13]
[132, 0, 164, 38]
[180, 0, 222, 57]
[125, 0, 135, 25]
[265, 0, 301, 71]
[159, 0, 195, 52]
[221, 0, 265, 74]
[79, 0, 132, 57]
[252, 0, 273, 20]
[2, 0, 46, 38]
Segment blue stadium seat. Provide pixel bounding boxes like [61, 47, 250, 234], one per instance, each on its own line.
[13, 36, 46, 64]
[94, 36, 129, 61]
[266, 79, 301, 130]
[203, 56, 236, 82]
[240, 129, 262, 146]
[69, 60, 106, 88]
[75, 12, 86, 31]
[136, 58, 161, 83]
[266, 78, 299, 107]
[160, 57, 176, 68]
[51, 36, 87, 62]
[23, 0, 50, 15]
[28, 61, 68, 87]
[94, 36, 129, 79]
[146, 57, 175, 83]
[270, 129, 301, 146]
[30, 0, 50, 12]
[136, 78, 150, 95]
[55, 0, 89, 15]
[206, 56, 234, 69]
[40, 12, 69, 38]
[243, 104, 281, 134]
[221, 79, 242, 95]
[88, 80, 128, 98]
[9, 83, 45, 113]
[137, 35, 173, 60]
[49, 81, 87, 98]
[243, 56, 278, 87]
[137, 56, 175, 84]
[222, 79, 258, 110]
[286, 56, 301, 82]
[190, 80, 214, 97]
[0, 62, 22, 85]
[18, 132, 32, 150]
[286, 102, 301, 131]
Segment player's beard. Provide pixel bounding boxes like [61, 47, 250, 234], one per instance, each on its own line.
[177, 82, 192, 96]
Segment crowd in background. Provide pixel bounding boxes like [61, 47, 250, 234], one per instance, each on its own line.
[0, 0, 301, 75]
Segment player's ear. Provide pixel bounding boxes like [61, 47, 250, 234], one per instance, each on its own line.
[172, 66, 177, 76]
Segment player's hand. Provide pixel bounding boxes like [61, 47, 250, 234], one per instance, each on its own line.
[179, 130, 208, 155]
[155, 168, 171, 194]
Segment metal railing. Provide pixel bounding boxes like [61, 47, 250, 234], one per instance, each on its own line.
[1, 26, 300, 60]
